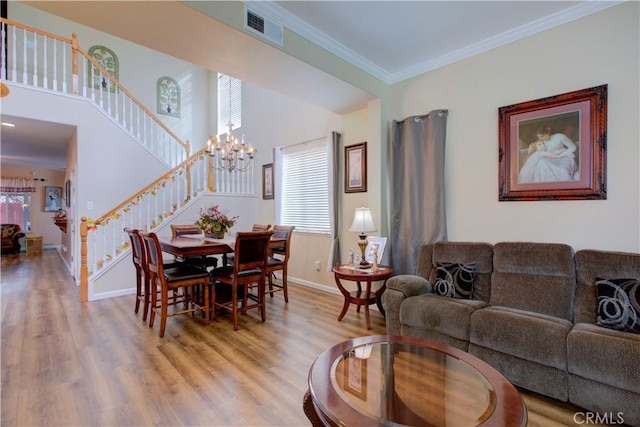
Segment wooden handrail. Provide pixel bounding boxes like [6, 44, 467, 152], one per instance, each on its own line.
[91, 147, 207, 226]
[0, 17, 73, 44]
[0, 17, 190, 155]
[75, 45, 190, 154]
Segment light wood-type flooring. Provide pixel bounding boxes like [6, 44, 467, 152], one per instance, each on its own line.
[2, 250, 604, 426]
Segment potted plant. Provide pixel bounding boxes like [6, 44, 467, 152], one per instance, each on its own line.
[195, 205, 238, 238]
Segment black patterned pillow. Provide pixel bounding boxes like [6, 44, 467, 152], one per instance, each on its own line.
[433, 262, 476, 299]
[596, 278, 640, 334]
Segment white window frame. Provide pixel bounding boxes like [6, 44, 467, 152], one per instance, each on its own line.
[0, 192, 31, 231]
[215, 73, 254, 194]
[275, 137, 333, 234]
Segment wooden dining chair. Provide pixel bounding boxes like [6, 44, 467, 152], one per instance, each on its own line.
[170, 223, 219, 270]
[125, 227, 181, 322]
[210, 231, 273, 331]
[142, 231, 211, 337]
[224, 224, 271, 266]
[252, 223, 271, 232]
[265, 225, 295, 302]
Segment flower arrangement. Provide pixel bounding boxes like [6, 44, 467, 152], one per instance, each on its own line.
[195, 204, 238, 235]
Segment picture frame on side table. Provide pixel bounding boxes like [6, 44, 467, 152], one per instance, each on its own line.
[365, 236, 387, 264]
[262, 163, 274, 200]
[44, 186, 63, 212]
[498, 84, 607, 201]
[345, 142, 367, 193]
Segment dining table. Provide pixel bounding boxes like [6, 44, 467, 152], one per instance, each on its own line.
[158, 234, 286, 263]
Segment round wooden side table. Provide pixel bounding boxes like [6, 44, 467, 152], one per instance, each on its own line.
[332, 265, 393, 330]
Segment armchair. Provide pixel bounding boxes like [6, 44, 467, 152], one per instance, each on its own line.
[1, 224, 26, 254]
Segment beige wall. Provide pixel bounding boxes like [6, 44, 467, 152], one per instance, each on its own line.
[0, 164, 66, 248]
[390, 2, 639, 253]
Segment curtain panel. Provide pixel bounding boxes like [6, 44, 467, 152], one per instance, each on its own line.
[389, 110, 448, 275]
[1, 176, 36, 193]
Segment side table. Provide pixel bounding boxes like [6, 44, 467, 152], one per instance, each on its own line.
[25, 235, 43, 254]
[333, 265, 393, 330]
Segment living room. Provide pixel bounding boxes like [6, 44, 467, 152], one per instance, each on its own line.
[1, 1, 638, 426]
[3, 2, 638, 300]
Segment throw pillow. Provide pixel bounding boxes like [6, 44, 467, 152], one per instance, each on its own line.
[596, 278, 640, 334]
[433, 262, 476, 299]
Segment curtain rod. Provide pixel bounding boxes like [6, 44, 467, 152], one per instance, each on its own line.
[278, 135, 329, 151]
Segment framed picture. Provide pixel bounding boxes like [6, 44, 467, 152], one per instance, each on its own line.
[44, 186, 63, 212]
[262, 163, 274, 200]
[345, 142, 367, 193]
[498, 84, 607, 201]
[365, 236, 387, 264]
[65, 180, 71, 208]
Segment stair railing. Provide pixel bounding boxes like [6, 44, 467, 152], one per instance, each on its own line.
[79, 148, 214, 301]
[0, 17, 189, 166]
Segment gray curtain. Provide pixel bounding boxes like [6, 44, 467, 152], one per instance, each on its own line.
[390, 110, 448, 275]
[329, 131, 342, 269]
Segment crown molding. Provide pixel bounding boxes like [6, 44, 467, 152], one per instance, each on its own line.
[247, 1, 625, 85]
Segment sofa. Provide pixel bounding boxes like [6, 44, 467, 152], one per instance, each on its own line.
[1, 224, 26, 254]
[382, 241, 640, 426]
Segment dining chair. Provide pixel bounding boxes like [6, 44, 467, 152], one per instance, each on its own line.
[210, 231, 273, 331]
[170, 223, 219, 270]
[125, 227, 181, 322]
[142, 231, 211, 337]
[224, 224, 271, 266]
[265, 225, 295, 302]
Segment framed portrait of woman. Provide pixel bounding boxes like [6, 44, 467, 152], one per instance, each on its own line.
[498, 85, 607, 201]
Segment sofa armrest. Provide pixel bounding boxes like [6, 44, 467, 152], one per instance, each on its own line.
[383, 275, 431, 335]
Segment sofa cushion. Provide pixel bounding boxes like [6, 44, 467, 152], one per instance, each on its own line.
[429, 242, 493, 302]
[568, 322, 640, 393]
[575, 249, 640, 324]
[400, 294, 487, 343]
[469, 306, 571, 370]
[433, 262, 476, 299]
[596, 278, 640, 334]
[491, 242, 575, 320]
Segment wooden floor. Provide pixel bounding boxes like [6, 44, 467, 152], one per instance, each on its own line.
[1, 250, 596, 426]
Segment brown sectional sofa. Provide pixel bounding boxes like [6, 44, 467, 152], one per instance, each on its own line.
[382, 241, 640, 426]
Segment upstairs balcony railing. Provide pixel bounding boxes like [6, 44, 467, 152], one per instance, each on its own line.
[0, 17, 189, 166]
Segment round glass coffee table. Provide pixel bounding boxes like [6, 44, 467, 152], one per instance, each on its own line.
[304, 335, 527, 426]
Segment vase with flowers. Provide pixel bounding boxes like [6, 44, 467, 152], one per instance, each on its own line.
[195, 204, 238, 239]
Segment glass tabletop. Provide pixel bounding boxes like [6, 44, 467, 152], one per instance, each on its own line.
[307, 336, 527, 426]
[328, 341, 495, 426]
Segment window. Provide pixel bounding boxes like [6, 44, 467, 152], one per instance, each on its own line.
[276, 138, 331, 234]
[0, 192, 31, 231]
[215, 73, 254, 194]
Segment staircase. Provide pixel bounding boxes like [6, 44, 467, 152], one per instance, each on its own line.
[1, 18, 214, 301]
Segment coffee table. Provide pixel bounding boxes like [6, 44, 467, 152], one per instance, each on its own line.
[304, 335, 527, 427]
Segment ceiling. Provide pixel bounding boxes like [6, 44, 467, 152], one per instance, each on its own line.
[2, 0, 620, 170]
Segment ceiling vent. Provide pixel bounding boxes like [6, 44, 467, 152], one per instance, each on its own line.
[245, 7, 283, 46]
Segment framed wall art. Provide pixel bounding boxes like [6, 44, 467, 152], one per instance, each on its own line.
[262, 163, 274, 200]
[345, 142, 367, 193]
[498, 84, 607, 201]
[44, 186, 63, 212]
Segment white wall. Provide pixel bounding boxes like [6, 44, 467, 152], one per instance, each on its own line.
[390, 2, 639, 253]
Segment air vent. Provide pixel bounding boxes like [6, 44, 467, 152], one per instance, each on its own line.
[245, 7, 283, 46]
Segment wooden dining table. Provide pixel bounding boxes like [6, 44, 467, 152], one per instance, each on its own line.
[158, 235, 286, 260]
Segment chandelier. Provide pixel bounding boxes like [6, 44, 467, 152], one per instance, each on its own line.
[205, 76, 255, 172]
[205, 121, 255, 172]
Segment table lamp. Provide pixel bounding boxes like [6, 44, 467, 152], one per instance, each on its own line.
[348, 207, 376, 268]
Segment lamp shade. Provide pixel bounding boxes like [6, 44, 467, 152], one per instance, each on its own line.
[348, 207, 376, 233]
